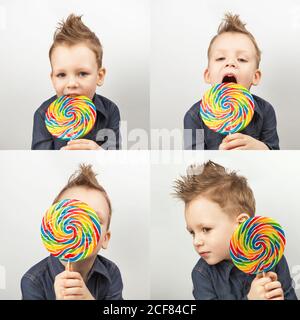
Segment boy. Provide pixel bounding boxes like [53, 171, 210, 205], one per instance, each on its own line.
[31, 14, 121, 150]
[21, 164, 123, 300]
[184, 13, 279, 150]
[173, 161, 297, 300]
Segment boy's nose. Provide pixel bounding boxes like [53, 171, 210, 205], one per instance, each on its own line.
[67, 76, 79, 88]
[193, 235, 204, 247]
[225, 60, 236, 68]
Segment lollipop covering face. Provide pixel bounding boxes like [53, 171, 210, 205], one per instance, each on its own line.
[41, 199, 102, 262]
[45, 95, 97, 141]
[200, 82, 255, 135]
[230, 216, 286, 274]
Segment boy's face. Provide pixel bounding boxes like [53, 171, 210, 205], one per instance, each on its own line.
[58, 186, 111, 255]
[204, 32, 261, 90]
[50, 44, 106, 100]
[185, 196, 249, 265]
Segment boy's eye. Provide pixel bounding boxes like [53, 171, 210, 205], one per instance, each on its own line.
[216, 57, 225, 61]
[56, 73, 66, 78]
[202, 228, 211, 233]
[79, 72, 89, 77]
[189, 230, 195, 237]
[238, 58, 248, 62]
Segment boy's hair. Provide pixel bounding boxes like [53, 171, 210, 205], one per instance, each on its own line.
[49, 14, 103, 68]
[53, 164, 112, 229]
[173, 161, 255, 218]
[208, 13, 261, 67]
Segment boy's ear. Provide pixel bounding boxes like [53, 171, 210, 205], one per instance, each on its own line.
[97, 68, 106, 87]
[101, 230, 111, 249]
[203, 68, 211, 84]
[236, 213, 251, 225]
[252, 69, 261, 86]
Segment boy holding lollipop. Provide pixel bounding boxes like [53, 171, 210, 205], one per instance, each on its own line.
[184, 13, 279, 150]
[173, 161, 297, 300]
[31, 14, 121, 150]
[21, 164, 123, 300]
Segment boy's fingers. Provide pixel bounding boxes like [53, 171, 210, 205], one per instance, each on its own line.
[257, 276, 272, 286]
[265, 288, 283, 299]
[62, 144, 91, 150]
[63, 287, 82, 296]
[67, 139, 89, 145]
[223, 133, 243, 142]
[222, 139, 245, 150]
[60, 271, 82, 280]
[63, 295, 82, 300]
[265, 281, 281, 291]
[63, 279, 83, 288]
[265, 271, 278, 282]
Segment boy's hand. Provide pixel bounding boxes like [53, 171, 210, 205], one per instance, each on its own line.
[247, 273, 272, 300]
[61, 139, 102, 150]
[264, 271, 284, 300]
[219, 133, 269, 150]
[54, 270, 95, 300]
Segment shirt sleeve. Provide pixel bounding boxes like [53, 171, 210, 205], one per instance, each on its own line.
[21, 275, 46, 300]
[260, 103, 280, 150]
[31, 109, 54, 150]
[191, 267, 218, 300]
[276, 255, 298, 300]
[184, 109, 205, 150]
[104, 263, 123, 300]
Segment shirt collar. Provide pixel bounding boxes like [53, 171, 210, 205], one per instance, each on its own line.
[48, 255, 112, 283]
[92, 94, 108, 119]
[252, 94, 263, 119]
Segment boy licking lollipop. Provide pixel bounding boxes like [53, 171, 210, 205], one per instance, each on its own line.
[31, 14, 121, 150]
[184, 13, 279, 150]
[173, 161, 297, 299]
[21, 164, 123, 300]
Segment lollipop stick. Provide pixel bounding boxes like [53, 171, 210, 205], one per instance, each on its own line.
[66, 260, 72, 271]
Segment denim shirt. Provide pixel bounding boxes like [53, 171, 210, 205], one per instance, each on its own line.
[31, 94, 121, 150]
[21, 255, 123, 300]
[192, 255, 297, 300]
[184, 94, 279, 150]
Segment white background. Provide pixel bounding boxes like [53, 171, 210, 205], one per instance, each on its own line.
[0, 0, 149, 149]
[0, 151, 150, 299]
[151, 0, 300, 149]
[151, 151, 300, 299]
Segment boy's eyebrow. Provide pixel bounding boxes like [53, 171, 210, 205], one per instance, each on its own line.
[212, 49, 252, 55]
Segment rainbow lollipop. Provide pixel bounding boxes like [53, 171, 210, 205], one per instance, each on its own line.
[230, 216, 285, 275]
[45, 95, 96, 141]
[199, 82, 255, 134]
[41, 199, 101, 262]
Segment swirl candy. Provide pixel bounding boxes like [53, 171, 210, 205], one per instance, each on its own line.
[45, 95, 97, 141]
[41, 199, 101, 262]
[199, 82, 255, 134]
[230, 216, 286, 274]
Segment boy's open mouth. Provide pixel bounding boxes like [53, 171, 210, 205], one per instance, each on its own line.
[222, 75, 237, 83]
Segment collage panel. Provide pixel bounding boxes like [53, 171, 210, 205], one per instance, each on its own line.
[0, 151, 150, 299]
[0, 0, 149, 150]
[151, 151, 300, 299]
[151, 0, 300, 150]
